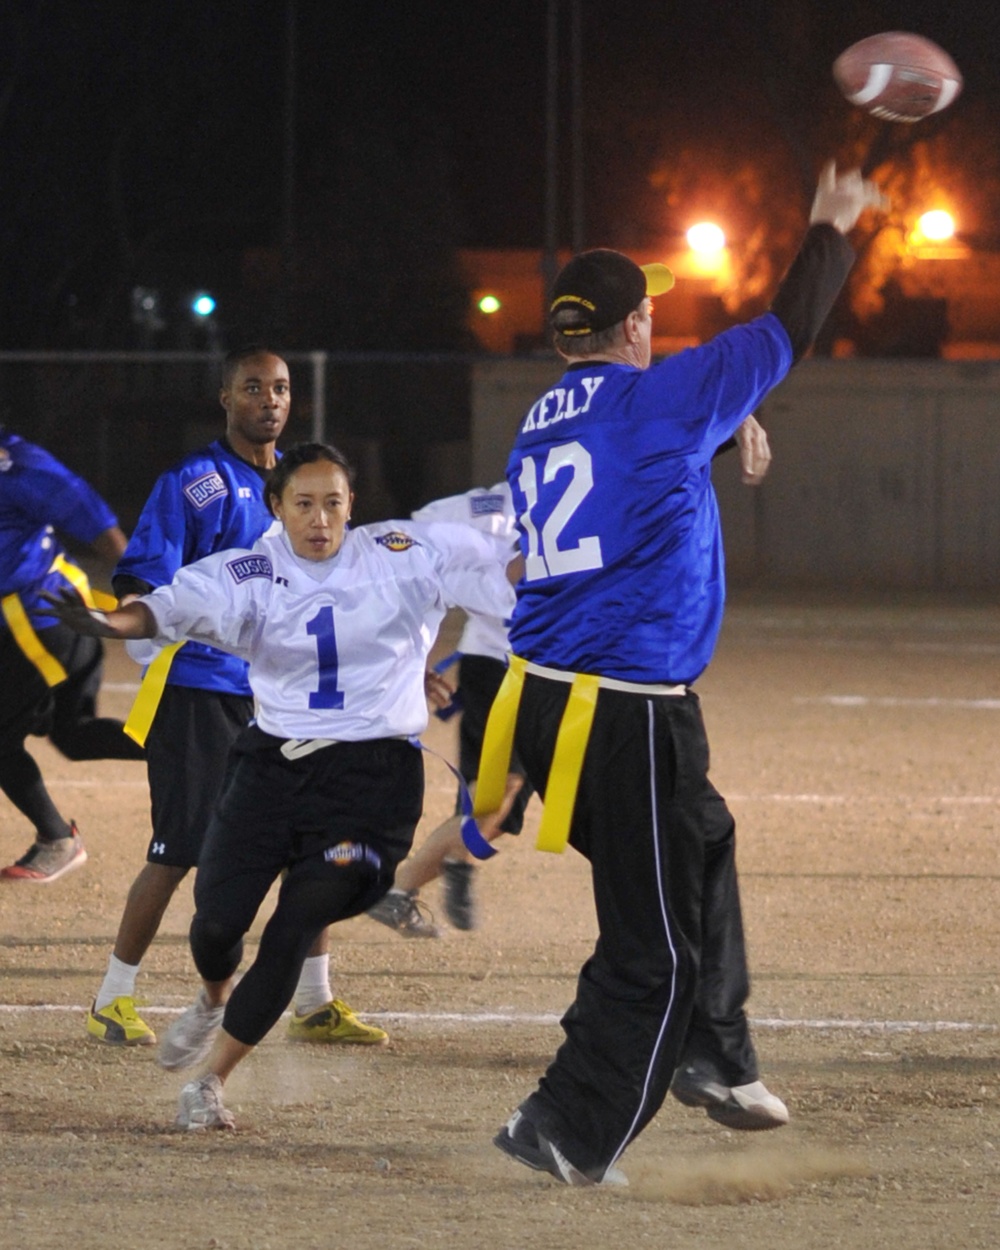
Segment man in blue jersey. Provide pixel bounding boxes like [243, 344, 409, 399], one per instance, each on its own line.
[0, 428, 145, 882]
[370, 424, 770, 936]
[85, 347, 385, 1051]
[490, 163, 885, 1186]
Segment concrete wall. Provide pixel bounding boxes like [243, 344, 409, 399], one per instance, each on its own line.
[472, 356, 1000, 590]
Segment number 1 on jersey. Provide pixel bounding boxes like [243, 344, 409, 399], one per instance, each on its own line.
[306, 606, 345, 709]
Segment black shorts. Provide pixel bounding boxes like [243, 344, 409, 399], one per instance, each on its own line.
[194, 727, 425, 931]
[456, 653, 533, 835]
[0, 621, 104, 752]
[0, 621, 143, 764]
[144, 684, 253, 868]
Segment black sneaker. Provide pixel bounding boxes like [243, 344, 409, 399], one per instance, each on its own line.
[493, 1110, 627, 1187]
[442, 859, 477, 930]
[366, 889, 440, 938]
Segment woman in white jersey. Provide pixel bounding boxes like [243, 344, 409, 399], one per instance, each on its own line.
[45, 442, 515, 1131]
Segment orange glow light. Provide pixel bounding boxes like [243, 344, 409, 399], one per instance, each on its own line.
[686, 222, 726, 254]
[916, 210, 955, 242]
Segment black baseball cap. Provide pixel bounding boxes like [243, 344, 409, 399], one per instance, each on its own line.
[549, 249, 675, 336]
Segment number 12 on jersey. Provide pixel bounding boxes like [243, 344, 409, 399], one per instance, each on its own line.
[518, 441, 603, 581]
[306, 606, 345, 709]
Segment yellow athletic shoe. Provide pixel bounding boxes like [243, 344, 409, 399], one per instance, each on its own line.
[86, 996, 157, 1046]
[287, 998, 388, 1046]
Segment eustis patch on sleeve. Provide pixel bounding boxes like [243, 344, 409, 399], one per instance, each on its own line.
[226, 554, 273, 583]
[183, 471, 229, 510]
[470, 493, 506, 517]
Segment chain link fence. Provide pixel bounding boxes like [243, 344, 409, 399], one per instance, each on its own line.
[0, 350, 480, 531]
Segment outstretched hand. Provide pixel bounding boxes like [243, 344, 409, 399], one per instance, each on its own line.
[809, 160, 888, 234]
[39, 588, 121, 638]
[735, 413, 772, 486]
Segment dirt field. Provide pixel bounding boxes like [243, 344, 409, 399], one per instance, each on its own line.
[2, 594, 999, 1250]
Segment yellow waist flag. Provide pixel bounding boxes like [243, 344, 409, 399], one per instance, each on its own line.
[123, 642, 185, 746]
[474, 655, 600, 855]
[1, 555, 115, 687]
[1, 591, 67, 685]
[534, 672, 599, 854]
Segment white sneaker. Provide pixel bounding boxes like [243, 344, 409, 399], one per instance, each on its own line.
[724, 1081, 790, 1130]
[176, 1074, 235, 1131]
[158, 989, 224, 1071]
[671, 1064, 789, 1131]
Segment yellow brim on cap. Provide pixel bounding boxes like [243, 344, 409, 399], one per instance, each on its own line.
[641, 262, 675, 295]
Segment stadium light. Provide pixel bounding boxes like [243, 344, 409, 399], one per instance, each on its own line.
[478, 294, 502, 315]
[686, 222, 726, 255]
[191, 292, 217, 318]
[916, 210, 955, 242]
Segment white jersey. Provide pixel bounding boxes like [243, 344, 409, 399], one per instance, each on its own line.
[139, 520, 515, 741]
[411, 482, 516, 662]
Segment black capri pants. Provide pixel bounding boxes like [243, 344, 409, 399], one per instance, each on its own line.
[190, 727, 423, 1047]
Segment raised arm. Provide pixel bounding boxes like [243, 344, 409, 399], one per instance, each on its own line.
[769, 161, 887, 362]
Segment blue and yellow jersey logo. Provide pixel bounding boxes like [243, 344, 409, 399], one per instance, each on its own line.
[375, 530, 419, 553]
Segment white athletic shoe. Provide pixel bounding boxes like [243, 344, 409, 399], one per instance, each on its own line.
[671, 1064, 789, 1131]
[158, 989, 224, 1071]
[176, 1073, 235, 1131]
[725, 1081, 790, 1129]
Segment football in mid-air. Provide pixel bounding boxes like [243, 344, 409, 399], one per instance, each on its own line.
[833, 32, 963, 123]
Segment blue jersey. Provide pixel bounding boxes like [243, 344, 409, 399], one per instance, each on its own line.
[0, 429, 118, 627]
[116, 439, 275, 695]
[506, 314, 792, 684]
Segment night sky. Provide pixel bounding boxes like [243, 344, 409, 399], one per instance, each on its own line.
[0, 0, 996, 349]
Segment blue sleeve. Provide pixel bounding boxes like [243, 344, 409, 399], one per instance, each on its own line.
[10, 445, 117, 544]
[115, 471, 199, 588]
[637, 313, 792, 460]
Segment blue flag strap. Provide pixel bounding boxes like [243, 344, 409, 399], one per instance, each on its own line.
[407, 734, 497, 860]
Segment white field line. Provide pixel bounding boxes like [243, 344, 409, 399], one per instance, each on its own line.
[38, 779, 149, 787]
[727, 793, 1000, 804]
[795, 694, 1000, 709]
[731, 635, 1000, 656]
[0, 1003, 995, 1033]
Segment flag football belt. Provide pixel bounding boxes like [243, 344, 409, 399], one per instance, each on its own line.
[467, 655, 686, 859]
[1, 555, 117, 688]
[122, 640, 186, 746]
[278, 735, 407, 760]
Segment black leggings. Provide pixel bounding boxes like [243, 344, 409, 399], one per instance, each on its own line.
[191, 866, 384, 1044]
[190, 730, 422, 1046]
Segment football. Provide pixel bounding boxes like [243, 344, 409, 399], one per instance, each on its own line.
[833, 32, 963, 123]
